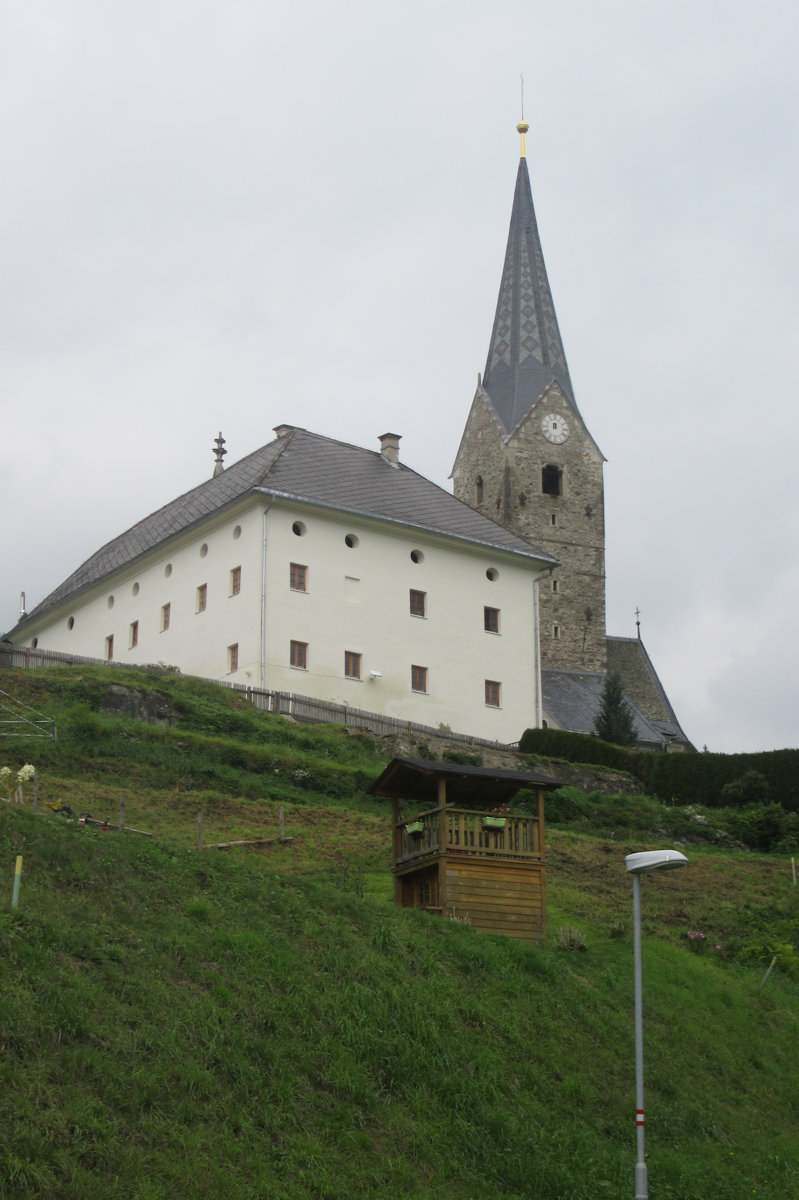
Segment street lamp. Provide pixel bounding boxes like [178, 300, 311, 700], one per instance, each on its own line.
[625, 849, 688, 1200]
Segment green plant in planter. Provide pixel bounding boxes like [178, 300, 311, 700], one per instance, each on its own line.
[405, 820, 424, 836]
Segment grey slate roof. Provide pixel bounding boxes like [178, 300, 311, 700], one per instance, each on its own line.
[482, 156, 578, 435]
[606, 636, 693, 746]
[10, 426, 555, 636]
[541, 663, 689, 750]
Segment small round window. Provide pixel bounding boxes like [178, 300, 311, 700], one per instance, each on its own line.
[67, 616, 75, 630]
[292, 521, 307, 537]
[107, 594, 115, 609]
[132, 582, 140, 596]
[410, 549, 424, 564]
[233, 525, 242, 540]
[200, 543, 209, 558]
[344, 533, 359, 549]
[32, 637, 38, 649]
[164, 563, 173, 578]
[486, 568, 499, 582]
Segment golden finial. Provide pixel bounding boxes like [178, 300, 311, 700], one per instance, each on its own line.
[517, 119, 529, 159]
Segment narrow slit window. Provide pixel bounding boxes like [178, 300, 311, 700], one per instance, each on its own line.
[129, 621, 138, 648]
[196, 584, 207, 612]
[105, 634, 114, 661]
[411, 665, 428, 693]
[230, 566, 242, 596]
[161, 603, 170, 631]
[228, 643, 239, 672]
[484, 606, 500, 633]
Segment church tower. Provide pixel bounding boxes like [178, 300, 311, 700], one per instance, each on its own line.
[452, 121, 607, 673]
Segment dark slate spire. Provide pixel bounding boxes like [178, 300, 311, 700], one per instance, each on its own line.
[482, 122, 576, 433]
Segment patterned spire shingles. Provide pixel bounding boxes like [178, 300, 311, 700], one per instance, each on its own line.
[482, 157, 576, 433]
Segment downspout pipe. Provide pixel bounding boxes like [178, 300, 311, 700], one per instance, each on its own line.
[260, 500, 274, 690]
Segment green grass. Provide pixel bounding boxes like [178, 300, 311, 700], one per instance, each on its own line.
[0, 665, 797, 1198]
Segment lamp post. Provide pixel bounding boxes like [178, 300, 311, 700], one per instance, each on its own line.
[625, 849, 688, 1200]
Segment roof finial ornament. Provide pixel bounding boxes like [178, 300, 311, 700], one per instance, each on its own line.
[517, 74, 529, 159]
[635, 606, 642, 640]
[212, 431, 227, 478]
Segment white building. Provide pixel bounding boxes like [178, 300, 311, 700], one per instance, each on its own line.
[7, 426, 556, 742]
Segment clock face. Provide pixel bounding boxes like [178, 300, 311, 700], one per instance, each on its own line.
[541, 413, 570, 444]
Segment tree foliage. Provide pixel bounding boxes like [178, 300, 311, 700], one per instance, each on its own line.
[594, 672, 637, 747]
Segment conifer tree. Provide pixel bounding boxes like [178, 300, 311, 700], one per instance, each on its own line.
[594, 672, 637, 746]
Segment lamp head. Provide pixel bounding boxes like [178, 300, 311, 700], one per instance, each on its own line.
[625, 849, 688, 875]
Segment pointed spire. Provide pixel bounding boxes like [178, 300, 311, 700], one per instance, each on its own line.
[481, 124, 576, 434]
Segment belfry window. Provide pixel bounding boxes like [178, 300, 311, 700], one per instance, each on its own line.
[542, 464, 562, 497]
[475, 475, 484, 505]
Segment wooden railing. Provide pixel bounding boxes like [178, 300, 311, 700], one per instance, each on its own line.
[396, 807, 542, 865]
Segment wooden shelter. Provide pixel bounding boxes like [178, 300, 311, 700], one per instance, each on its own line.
[369, 757, 560, 942]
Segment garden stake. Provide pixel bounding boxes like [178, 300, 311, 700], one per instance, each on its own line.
[11, 856, 22, 910]
[759, 956, 778, 989]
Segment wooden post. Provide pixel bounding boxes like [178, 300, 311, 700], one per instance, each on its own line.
[392, 798, 402, 905]
[437, 779, 448, 913]
[11, 856, 22, 910]
[197, 811, 204, 848]
[538, 787, 547, 943]
[118, 796, 125, 830]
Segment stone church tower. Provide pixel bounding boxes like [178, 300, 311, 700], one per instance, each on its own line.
[452, 121, 606, 673]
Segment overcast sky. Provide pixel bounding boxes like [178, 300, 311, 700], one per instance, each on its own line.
[2, 1, 797, 754]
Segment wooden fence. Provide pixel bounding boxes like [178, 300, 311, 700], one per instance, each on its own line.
[0, 645, 518, 752]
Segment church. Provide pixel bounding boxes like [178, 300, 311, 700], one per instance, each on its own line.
[452, 121, 691, 750]
[5, 122, 691, 750]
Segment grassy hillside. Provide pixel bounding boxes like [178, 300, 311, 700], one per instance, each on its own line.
[1, 666, 797, 1199]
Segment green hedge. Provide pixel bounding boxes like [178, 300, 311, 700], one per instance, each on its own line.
[518, 727, 635, 771]
[519, 728, 799, 812]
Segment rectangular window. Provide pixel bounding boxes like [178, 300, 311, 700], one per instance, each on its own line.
[411, 665, 428, 693]
[290, 563, 307, 592]
[228, 643, 238, 673]
[290, 640, 308, 670]
[484, 606, 500, 633]
[196, 583, 207, 612]
[161, 603, 170, 631]
[129, 620, 138, 648]
[552, 578, 559, 593]
[485, 680, 501, 707]
[344, 651, 361, 679]
[105, 634, 114, 661]
[230, 566, 242, 596]
[409, 589, 426, 618]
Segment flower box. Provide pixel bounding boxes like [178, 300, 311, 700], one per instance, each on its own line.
[483, 816, 507, 830]
[405, 820, 424, 836]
